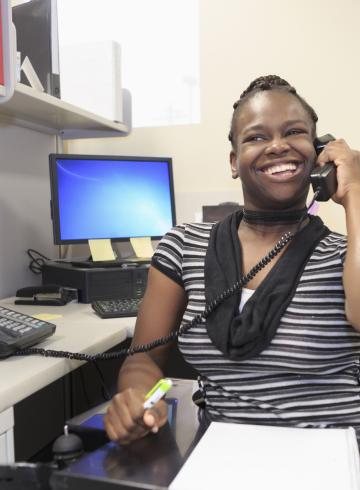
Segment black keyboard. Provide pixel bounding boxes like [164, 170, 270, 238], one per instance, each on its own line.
[0, 306, 56, 358]
[91, 298, 142, 319]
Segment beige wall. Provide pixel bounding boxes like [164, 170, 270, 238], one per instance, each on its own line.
[66, 0, 360, 234]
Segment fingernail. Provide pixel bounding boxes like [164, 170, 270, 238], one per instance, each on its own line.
[146, 414, 155, 425]
[151, 426, 158, 434]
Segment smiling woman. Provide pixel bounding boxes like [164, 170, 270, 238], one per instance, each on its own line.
[228, 77, 316, 212]
[104, 74, 360, 447]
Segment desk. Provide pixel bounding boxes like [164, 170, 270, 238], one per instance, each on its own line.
[0, 297, 136, 464]
[52, 379, 202, 490]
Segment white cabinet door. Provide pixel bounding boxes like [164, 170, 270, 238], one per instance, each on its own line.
[0, 407, 14, 463]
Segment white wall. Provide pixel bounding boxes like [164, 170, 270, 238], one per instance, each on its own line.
[67, 0, 360, 234]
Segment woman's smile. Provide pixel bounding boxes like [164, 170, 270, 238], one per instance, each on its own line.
[255, 160, 305, 182]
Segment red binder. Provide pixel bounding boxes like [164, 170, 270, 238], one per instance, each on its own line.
[0, 4, 4, 86]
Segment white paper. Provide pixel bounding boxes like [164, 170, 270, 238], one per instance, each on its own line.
[170, 422, 360, 490]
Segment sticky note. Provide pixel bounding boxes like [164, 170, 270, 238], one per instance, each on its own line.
[88, 239, 116, 261]
[130, 237, 154, 258]
[33, 313, 63, 321]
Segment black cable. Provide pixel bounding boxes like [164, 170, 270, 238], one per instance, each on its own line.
[78, 364, 91, 408]
[17, 196, 321, 363]
[93, 361, 112, 401]
[14, 230, 294, 362]
[27, 248, 51, 275]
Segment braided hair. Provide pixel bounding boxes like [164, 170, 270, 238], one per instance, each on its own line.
[228, 75, 318, 150]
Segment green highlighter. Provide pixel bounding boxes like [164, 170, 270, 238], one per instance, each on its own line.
[143, 378, 173, 410]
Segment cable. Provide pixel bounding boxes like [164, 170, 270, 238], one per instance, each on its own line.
[93, 361, 112, 401]
[17, 197, 319, 362]
[15, 230, 294, 362]
[27, 248, 50, 275]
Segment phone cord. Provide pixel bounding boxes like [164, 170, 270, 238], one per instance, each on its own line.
[15, 230, 294, 361]
[129, 194, 319, 357]
[127, 230, 294, 356]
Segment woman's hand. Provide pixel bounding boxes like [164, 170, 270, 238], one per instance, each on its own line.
[317, 138, 360, 206]
[104, 387, 168, 445]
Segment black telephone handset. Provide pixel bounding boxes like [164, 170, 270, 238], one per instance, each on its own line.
[310, 134, 337, 201]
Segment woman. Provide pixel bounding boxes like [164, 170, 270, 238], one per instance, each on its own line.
[104, 75, 360, 444]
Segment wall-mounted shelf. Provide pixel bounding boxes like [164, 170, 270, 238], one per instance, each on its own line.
[0, 82, 129, 139]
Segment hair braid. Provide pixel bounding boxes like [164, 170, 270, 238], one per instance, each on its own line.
[228, 75, 318, 149]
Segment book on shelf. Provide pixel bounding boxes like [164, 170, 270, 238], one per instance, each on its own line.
[0, 0, 15, 103]
[12, 0, 60, 98]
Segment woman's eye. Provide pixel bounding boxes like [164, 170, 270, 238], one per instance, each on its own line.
[244, 135, 266, 142]
[286, 128, 306, 136]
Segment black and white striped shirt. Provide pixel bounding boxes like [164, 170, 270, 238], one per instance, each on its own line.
[152, 220, 360, 434]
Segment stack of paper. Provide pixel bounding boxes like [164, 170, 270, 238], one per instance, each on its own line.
[170, 422, 360, 490]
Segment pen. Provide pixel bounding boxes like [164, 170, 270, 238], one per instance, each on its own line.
[143, 378, 173, 410]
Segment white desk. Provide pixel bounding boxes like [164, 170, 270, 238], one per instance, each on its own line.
[0, 297, 136, 463]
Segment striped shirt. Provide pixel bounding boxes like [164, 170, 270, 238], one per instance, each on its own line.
[152, 220, 360, 436]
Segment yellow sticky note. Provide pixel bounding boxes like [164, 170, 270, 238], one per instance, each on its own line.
[33, 313, 63, 321]
[130, 237, 154, 258]
[88, 239, 116, 261]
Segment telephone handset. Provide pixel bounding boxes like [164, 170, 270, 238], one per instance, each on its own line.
[310, 134, 337, 201]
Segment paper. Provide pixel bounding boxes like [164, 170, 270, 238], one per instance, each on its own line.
[33, 313, 63, 321]
[170, 422, 360, 490]
[88, 239, 116, 261]
[130, 237, 154, 258]
[21, 56, 45, 92]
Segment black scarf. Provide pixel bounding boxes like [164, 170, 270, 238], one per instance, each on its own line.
[205, 211, 330, 361]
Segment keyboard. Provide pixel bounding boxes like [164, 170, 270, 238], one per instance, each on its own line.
[91, 298, 142, 319]
[0, 306, 56, 358]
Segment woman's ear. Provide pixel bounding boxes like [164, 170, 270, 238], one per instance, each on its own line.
[230, 151, 239, 179]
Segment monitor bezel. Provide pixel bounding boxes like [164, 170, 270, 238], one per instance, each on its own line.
[49, 153, 176, 245]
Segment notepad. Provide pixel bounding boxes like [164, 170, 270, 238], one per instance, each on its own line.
[130, 237, 154, 258]
[170, 422, 360, 490]
[88, 239, 116, 261]
[33, 313, 63, 321]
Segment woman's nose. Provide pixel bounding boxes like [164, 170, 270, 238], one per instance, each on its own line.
[264, 138, 290, 155]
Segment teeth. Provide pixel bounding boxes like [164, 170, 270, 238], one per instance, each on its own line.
[263, 163, 297, 175]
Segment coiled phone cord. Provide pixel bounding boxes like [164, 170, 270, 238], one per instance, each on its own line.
[15, 192, 319, 362]
[14, 230, 294, 361]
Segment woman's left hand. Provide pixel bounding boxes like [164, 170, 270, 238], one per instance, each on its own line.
[316, 138, 360, 206]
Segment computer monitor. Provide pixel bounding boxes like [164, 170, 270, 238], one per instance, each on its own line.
[49, 153, 176, 245]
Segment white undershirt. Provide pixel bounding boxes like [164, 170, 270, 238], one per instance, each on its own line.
[239, 287, 255, 313]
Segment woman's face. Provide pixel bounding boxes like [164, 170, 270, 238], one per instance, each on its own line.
[230, 90, 317, 210]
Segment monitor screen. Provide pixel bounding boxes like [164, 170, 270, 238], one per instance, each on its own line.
[49, 154, 176, 245]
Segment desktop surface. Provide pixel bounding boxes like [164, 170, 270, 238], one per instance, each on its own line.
[51, 379, 202, 490]
[0, 298, 136, 415]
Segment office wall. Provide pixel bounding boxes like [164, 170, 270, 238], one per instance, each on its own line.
[0, 124, 57, 297]
[67, 0, 360, 234]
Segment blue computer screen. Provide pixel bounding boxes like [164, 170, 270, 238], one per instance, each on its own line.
[49, 155, 176, 244]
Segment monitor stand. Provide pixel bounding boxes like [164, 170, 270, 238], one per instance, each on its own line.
[120, 255, 152, 264]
